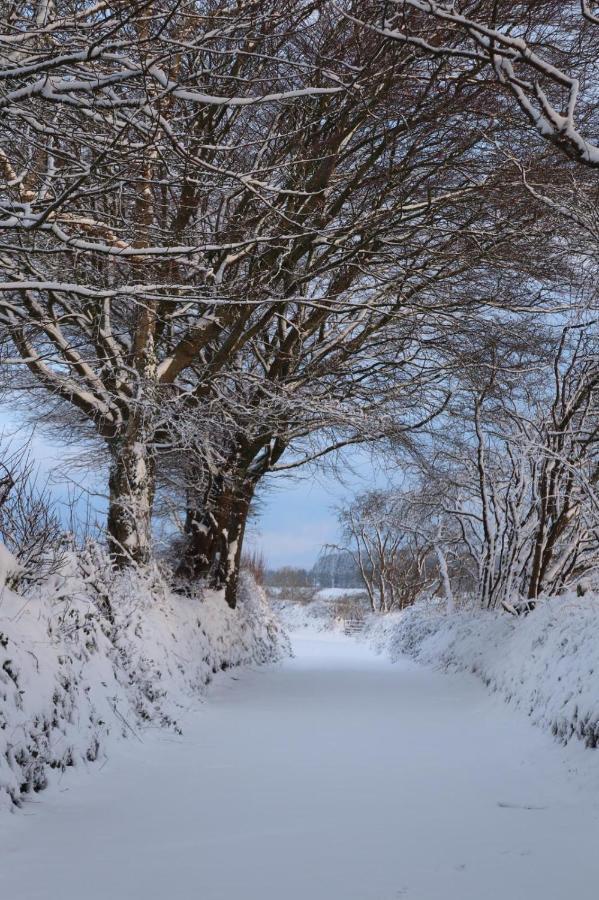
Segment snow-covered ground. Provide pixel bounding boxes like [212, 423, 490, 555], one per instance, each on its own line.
[0, 550, 287, 810]
[2, 629, 598, 900]
[313, 587, 368, 600]
[269, 587, 368, 631]
[277, 593, 599, 749]
[364, 595, 599, 748]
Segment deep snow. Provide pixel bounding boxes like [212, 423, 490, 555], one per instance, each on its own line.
[0, 555, 287, 810]
[277, 591, 599, 749]
[364, 595, 599, 747]
[1, 629, 598, 900]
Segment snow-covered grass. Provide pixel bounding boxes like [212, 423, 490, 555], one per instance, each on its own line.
[363, 594, 599, 748]
[275, 590, 599, 750]
[271, 596, 339, 631]
[0, 545, 289, 811]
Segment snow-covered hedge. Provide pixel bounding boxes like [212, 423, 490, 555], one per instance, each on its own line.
[0, 546, 289, 811]
[364, 595, 599, 748]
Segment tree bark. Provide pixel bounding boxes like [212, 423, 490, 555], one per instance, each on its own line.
[107, 434, 155, 568]
[106, 294, 158, 569]
[435, 543, 455, 614]
[176, 475, 255, 609]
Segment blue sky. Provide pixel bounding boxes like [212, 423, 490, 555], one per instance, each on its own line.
[248, 449, 394, 568]
[1, 409, 391, 569]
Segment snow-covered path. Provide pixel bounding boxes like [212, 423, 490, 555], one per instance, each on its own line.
[2, 631, 598, 900]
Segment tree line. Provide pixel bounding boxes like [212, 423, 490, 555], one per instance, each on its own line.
[1, 2, 599, 608]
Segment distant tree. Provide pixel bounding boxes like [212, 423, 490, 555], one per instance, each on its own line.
[266, 566, 312, 589]
[338, 491, 438, 612]
[311, 549, 364, 589]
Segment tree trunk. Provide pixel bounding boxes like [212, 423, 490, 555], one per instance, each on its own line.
[435, 544, 455, 614]
[107, 435, 155, 567]
[106, 296, 158, 569]
[176, 476, 254, 609]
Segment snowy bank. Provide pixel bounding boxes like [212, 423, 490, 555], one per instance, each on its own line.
[364, 596, 599, 748]
[274, 590, 599, 749]
[0, 548, 288, 811]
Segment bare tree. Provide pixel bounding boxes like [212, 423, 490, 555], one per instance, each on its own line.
[351, 2, 599, 166]
[404, 321, 599, 608]
[0, 1, 573, 608]
[0, 438, 65, 586]
[0, 2, 349, 566]
[338, 491, 438, 612]
[347, 3, 599, 276]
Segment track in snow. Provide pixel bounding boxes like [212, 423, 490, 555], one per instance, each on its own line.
[1, 630, 598, 900]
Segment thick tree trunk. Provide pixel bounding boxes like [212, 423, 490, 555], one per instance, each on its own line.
[175, 435, 286, 607]
[220, 486, 253, 610]
[175, 471, 225, 582]
[106, 296, 158, 569]
[107, 435, 155, 567]
[176, 476, 254, 609]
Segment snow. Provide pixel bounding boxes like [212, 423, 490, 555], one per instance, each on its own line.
[278, 590, 599, 750]
[314, 587, 368, 600]
[271, 595, 341, 631]
[271, 589, 369, 632]
[1, 629, 598, 899]
[0, 551, 288, 810]
[363, 594, 599, 747]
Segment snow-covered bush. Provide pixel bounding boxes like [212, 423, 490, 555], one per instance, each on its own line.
[0, 546, 289, 811]
[363, 595, 599, 748]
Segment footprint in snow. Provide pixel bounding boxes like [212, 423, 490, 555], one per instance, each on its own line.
[497, 801, 548, 810]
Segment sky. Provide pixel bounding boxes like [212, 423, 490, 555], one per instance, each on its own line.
[247, 450, 392, 569]
[1, 410, 393, 570]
